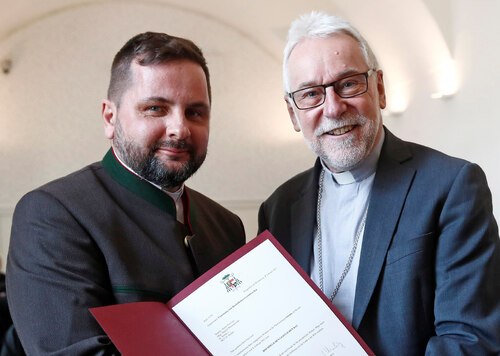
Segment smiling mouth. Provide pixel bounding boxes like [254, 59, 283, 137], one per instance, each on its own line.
[158, 147, 188, 153]
[326, 125, 355, 136]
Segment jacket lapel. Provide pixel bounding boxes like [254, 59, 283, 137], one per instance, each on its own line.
[290, 160, 322, 274]
[352, 129, 416, 329]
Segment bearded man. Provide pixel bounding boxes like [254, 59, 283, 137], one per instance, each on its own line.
[258, 12, 500, 355]
[7, 32, 245, 355]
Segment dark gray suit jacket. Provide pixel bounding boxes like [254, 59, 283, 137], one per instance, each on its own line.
[259, 128, 500, 355]
[7, 149, 246, 355]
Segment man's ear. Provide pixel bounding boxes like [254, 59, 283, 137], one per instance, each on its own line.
[285, 96, 301, 132]
[376, 70, 387, 109]
[102, 99, 117, 139]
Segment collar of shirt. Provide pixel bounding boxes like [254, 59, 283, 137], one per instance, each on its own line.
[113, 149, 185, 223]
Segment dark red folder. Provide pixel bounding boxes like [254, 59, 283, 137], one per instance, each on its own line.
[90, 230, 374, 355]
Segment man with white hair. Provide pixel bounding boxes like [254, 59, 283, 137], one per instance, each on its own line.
[259, 11, 500, 355]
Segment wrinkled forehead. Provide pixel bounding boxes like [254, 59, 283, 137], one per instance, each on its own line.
[286, 34, 368, 89]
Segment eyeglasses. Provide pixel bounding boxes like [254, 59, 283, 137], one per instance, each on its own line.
[288, 69, 376, 110]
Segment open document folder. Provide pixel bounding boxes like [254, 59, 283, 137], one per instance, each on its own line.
[90, 230, 374, 355]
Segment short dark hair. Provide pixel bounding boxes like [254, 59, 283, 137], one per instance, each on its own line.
[107, 32, 211, 105]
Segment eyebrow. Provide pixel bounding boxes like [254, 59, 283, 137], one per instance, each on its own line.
[294, 68, 366, 90]
[139, 97, 210, 110]
[139, 97, 170, 105]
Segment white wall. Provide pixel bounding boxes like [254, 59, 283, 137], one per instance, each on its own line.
[0, 0, 499, 271]
[387, 0, 500, 215]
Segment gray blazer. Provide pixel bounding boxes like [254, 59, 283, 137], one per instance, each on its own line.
[7, 149, 246, 355]
[258, 128, 500, 355]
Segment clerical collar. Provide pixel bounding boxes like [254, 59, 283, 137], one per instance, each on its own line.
[112, 148, 185, 201]
[321, 129, 385, 185]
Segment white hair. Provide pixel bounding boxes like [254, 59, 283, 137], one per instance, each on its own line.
[283, 11, 379, 92]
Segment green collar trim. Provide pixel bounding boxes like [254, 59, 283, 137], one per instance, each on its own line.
[112, 285, 170, 300]
[102, 148, 176, 216]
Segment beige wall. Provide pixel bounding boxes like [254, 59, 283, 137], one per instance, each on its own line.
[0, 0, 499, 271]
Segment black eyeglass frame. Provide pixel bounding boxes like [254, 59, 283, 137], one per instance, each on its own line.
[287, 68, 377, 110]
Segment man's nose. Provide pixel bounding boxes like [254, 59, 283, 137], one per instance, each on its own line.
[323, 87, 347, 119]
[166, 111, 190, 139]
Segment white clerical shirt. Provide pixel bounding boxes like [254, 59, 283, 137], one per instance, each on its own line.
[310, 131, 384, 324]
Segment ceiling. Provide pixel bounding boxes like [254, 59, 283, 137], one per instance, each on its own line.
[0, 0, 454, 110]
[0, 0, 451, 60]
[0, 0, 342, 61]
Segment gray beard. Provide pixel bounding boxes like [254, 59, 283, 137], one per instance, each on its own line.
[309, 113, 378, 172]
[311, 133, 367, 172]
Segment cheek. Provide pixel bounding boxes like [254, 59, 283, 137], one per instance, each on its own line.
[191, 126, 210, 149]
[141, 125, 164, 139]
[298, 114, 319, 139]
[125, 121, 167, 147]
[302, 127, 316, 142]
[355, 94, 381, 118]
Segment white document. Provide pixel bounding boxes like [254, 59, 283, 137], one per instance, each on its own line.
[172, 239, 370, 356]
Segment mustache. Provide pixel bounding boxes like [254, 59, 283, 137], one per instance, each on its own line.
[314, 114, 366, 136]
[152, 140, 190, 150]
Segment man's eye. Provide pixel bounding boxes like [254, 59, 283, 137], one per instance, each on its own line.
[144, 105, 166, 116]
[186, 107, 209, 120]
[300, 88, 322, 99]
[186, 108, 200, 117]
[341, 80, 358, 88]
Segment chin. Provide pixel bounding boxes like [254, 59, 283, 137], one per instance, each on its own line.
[324, 151, 365, 171]
[162, 161, 188, 171]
